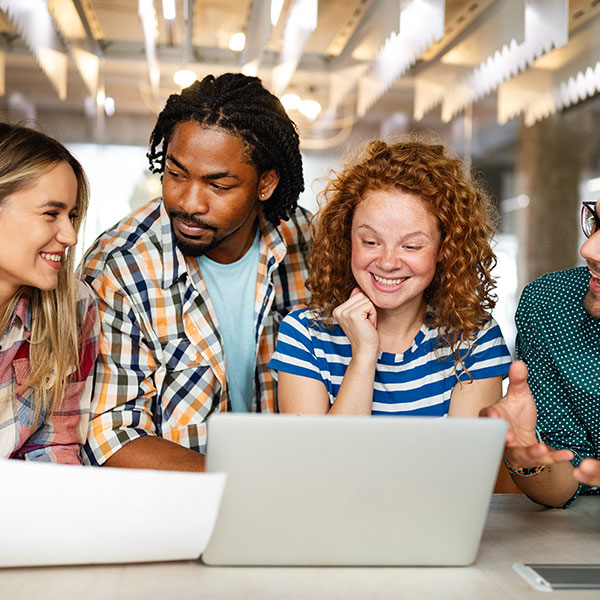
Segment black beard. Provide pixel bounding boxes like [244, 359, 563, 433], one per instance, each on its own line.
[583, 288, 600, 319]
[175, 238, 223, 258]
[168, 209, 219, 257]
[173, 235, 222, 257]
[168, 206, 258, 259]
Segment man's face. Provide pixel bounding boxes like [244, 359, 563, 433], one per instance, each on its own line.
[580, 200, 600, 318]
[161, 121, 278, 264]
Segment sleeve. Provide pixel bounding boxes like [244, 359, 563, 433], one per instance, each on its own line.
[20, 286, 100, 465]
[82, 271, 160, 466]
[459, 317, 512, 382]
[267, 310, 324, 382]
[516, 281, 594, 507]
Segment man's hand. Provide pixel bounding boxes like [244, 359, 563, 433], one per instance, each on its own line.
[480, 361, 573, 468]
[574, 458, 600, 487]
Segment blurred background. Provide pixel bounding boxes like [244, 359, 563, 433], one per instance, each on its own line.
[1, 0, 600, 350]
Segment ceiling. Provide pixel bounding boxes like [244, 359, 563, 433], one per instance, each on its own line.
[1, 0, 600, 155]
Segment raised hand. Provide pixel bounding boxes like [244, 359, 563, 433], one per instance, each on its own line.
[332, 287, 379, 359]
[480, 361, 573, 468]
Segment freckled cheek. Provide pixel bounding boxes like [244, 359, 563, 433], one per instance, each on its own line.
[350, 242, 368, 269]
[415, 254, 439, 281]
[350, 247, 379, 283]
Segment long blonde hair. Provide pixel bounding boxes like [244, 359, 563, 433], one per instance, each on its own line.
[0, 123, 89, 417]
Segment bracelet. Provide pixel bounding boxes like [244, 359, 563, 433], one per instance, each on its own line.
[503, 426, 546, 478]
[503, 459, 546, 477]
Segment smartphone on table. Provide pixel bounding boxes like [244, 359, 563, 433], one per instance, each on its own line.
[513, 563, 600, 591]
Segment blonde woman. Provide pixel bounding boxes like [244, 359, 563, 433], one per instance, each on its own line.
[0, 123, 99, 463]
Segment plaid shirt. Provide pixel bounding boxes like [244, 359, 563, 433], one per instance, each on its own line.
[82, 198, 311, 465]
[0, 283, 99, 464]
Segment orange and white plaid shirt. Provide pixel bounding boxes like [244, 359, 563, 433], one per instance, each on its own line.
[81, 198, 310, 465]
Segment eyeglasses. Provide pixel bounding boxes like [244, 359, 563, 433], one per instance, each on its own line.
[581, 201, 600, 238]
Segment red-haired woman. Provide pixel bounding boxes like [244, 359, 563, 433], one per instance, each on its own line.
[269, 140, 511, 416]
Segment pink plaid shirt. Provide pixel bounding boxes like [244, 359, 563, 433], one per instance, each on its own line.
[0, 282, 99, 464]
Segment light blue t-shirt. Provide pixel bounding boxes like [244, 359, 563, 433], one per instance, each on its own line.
[197, 230, 260, 412]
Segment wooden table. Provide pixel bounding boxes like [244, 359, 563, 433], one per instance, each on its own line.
[1, 495, 599, 599]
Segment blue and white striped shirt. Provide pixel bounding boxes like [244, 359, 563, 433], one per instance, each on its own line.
[268, 308, 511, 416]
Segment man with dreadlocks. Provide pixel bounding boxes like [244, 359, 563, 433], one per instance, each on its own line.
[81, 73, 310, 471]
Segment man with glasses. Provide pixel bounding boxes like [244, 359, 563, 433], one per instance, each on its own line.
[484, 200, 600, 507]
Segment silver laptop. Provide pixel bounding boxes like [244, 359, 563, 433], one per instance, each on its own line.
[203, 413, 507, 566]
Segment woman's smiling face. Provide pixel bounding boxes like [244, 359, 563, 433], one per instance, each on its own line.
[0, 161, 78, 304]
[350, 188, 441, 319]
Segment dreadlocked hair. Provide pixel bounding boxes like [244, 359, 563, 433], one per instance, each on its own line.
[147, 72, 304, 225]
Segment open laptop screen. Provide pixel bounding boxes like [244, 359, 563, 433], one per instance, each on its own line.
[203, 414, 506, 566]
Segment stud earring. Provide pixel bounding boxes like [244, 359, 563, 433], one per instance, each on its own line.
[260, 193, 265, 198]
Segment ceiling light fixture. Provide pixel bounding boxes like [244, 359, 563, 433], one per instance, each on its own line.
[271, 0, 284, 27]
[104, 96, 115, 117]
[242, 60, 258, 76]
[272, 0, 318, 95]
[280, 93, 301, 110]
[298, 99, 321, 121]
[173, 69, 196, 88]
[162, 0, 176, 21]
[138, 0, 160, 96]
[229, 32, 246, 52]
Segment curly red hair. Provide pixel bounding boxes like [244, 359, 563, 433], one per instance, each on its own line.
[306, 139, 498, 367]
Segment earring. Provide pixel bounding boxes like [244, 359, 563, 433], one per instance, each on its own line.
[260, 193, 265, 198]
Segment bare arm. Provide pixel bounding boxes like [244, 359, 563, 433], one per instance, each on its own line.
[104, 436, 205, 472]
[448, 375, 502, 417]
[328, 353, 377, 415]
[278, 353, 377, 415]
[278, 372, 330, 413]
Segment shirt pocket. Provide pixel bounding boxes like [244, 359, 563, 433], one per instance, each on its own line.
[159, 339, 216, 425]
[161, 338, 204, 372]
[12, 358, 45, 428]
[12, 358, 31, 387]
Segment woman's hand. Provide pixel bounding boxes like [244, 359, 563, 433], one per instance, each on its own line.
[329, 287, 379, 415]
[332, 287, 379, 360]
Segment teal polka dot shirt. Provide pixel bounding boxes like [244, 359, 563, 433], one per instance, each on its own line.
[516, 267, 600, 505]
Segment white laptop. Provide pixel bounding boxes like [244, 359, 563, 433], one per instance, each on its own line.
[203, 414, 507, 566]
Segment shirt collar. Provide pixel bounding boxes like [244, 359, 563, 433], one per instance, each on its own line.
[160, 200, 184, 289]
[258, 210, 287, 265]
[160, 201, 288, 289]
[3, 289, 32, 338]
